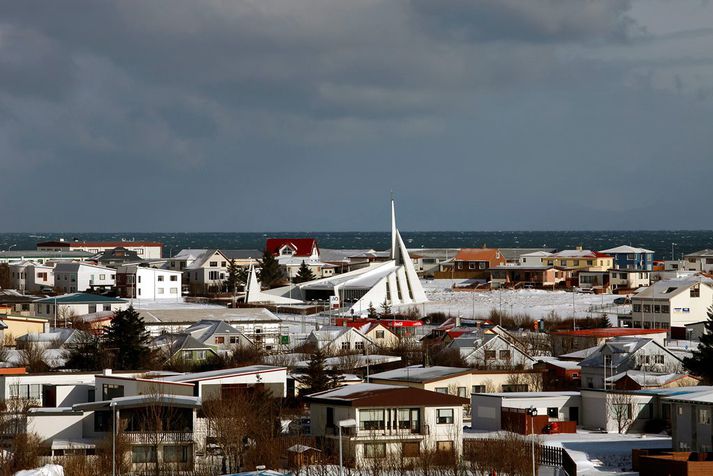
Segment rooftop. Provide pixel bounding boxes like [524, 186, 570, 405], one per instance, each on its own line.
[551, 328, 666, 338]
[308, 382, 469, 407]
[369, 365, 472, 383]
[36, 293, 127, 304]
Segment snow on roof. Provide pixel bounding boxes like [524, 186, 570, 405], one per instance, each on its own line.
[308, 383, 403, 400]
[157, 365, 285, 383]
[551, 328, 666, 338]
[600, 245, 654, 254]
[634, 277, 713, 299]
[476, 391, 580, 398]
[369, 365, 471, 382]
[605, 370, 690, 387]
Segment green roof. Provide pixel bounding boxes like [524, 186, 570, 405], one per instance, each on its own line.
[36, 293, 127, 304]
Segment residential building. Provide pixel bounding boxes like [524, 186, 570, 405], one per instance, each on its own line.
[53, 261, 116, 293]
[304, 326, 376, 353]
[600, 245, 655, 271]
[550, 328, 667, 357]
[471, 391, 581, 431]
[545, 249, 613, 272]
[37, 240, 163, 259]
[446, 248, 506, 279]
[490, 265, 570, 289]
[682, 249, 713, 273]
[0, 250, 93, 265]
[449, 334, 536, 369]
[34, 293, 127, 322]
[151, 333, 218, 364]
[579, 337, 684, 390]
[220, 249, 262, 268]
[627, 278, 713, 333]
[368, 365, 544, 396]
[0, 314, 49, 340]
[116, 265, 183, 300]
[308, 383, 468, 465]
[577, 271, 610, 292]
[91, 246, 145, 268]
[182, 319, 253, 350]
[265, 238, 320, 260]
[0, 290, 37, 315]
[170, 249, 230, 293]
[519, 251, 555, 266]
[609, 269, 651, 291]
[8, 260, 54, 293]
[667, 387, 713, 451]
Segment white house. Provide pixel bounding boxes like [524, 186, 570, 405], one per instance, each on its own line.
[449, 334, 536, 369]
[308, 383, 468, 465]
[305, 326, 376, 353]
[8, 260, 54, 293]
[683, 249, 713, 273]
[116, 265, 182, 301]
[36, 240, 163, 259]
[34, 293, 127, 322]
[471, 391, 581, 431]
[609, 269, 650, 291]
[170, 249, 230, 293]
[519, 251, 553, 266]
[53, 262, 116, 293]
[629, 277, 713, 331]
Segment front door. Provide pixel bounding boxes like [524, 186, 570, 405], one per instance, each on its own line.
[569, 406, 579, 424]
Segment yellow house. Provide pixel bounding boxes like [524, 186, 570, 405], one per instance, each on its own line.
[0, 314, 49, 344]
[544, 248, 613, 271]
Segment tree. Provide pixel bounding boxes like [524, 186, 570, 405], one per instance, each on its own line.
[608, 391, 633, 434]
[102, 306, 155, 370]
[63, 331, 104, 371]
[293, 260, 316, 284]
[684, 305, 713, 383]
[367, 302, 378, 319]
[295, 348, 343, 395]
[380, 299, 392, 316]
[258, 249, 285, 289]
[225, 259, 249, 292]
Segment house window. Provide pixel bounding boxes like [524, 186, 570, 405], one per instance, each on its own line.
[436, 408, 454, 424]
[88, 304, 97, 313]
[547, 407, 558, 418]
[163, 445, 191, 463]
[209, 261, 218, 267]
[103, 304, 111, 311]
[132, 446, 157, 464]
[662, 305, 670, 313]
[436, 441, 454, 453]
[402, 442, 420, 457]
[170, 275, 178, 281]
[691, 285, 700, 298]
[215, 337, 225, 344]
[654, 355, 665, 364]
[10, 384, 41, 400]
[157, 275, 164, 282]
[434, 387, 448, 394]
[502, 384, 528, 392]
[208, 271, 221, 280]
[499, 350, 511, 360]
[376, 330, 385, 339]
[397, 408, 420, 432]
[157, 288, 164, 294]
[229, 336, 241, 344]
[355, 341, 364, 350]
[457, 387, 467, 398]
[363, 443, 386, 458]
[221, 261, 227, 267]
[170, 288, 178, 294]
[468, 263, 476, 270]
[102, 384, 124, 400]
[485, 350, 496, 360]
[633, 304, 641, 312]
[359, 409, 385, 430]
[94, 410, 111, 432]
[699, 409, 711, 425]
[472, 385, 486, 393]
[99, 274, 106, 280]
[479, 262, 486, 269]
[586, 261, 593, 266]
[341, 341, 351, 351]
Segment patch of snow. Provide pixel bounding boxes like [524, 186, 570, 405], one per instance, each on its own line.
[14, 465, 65, 476]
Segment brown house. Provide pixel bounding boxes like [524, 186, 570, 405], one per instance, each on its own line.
[438, 248, 506, 279]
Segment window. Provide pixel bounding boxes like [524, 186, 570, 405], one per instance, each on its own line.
[229, 336, 241, 344]
[10, 384, 41, 400]
[472, 385, 486, 394]
[654, 355, 665, 364]
[355, 341, 364, 350]
[94, 410, 111, 432]
[215, 337, 225, 344]
[157, 288, 164, 294]
[633, 304, 641, 312]
[364, 443, 386, 458]
[468, 263, 476, 270]
[547, 407, 558, 418]
[402, 442, 420, 457]
[157, 275, 164, 282]
[586, 260, 593, 266]
[457, 387, 467, 398]
[359, 409, 385, 430]
[499, 350, 511, 360]
[479, 262, 486, 269]
[170, 288, 178, 294]
[375, 330, 385, 339]
[163, 445, 191, 463]
[698, 408, 711, 425]
[436, 408, 454, 424]
[88, 304, 97, 314]
[103, 304, 111, 311]
[208, 271, 221, 280]
[434, 387, 448, 394]
[485, 350, 496, 360]
[662, 305, 670, 313]
[341, 341, 351, 351]
[397, 408, 420, 432]
[170, 275, 178, 281]
[691, 285, 700, 298]
[678, 406, 684, 416]
[102, 384, 124, 400]
[99, 274, 106, 280]
[132, 446, 157, 464]
[209, 261, 218, 267]
[436, 441, 454, 453]
[502, 384, 528, 392]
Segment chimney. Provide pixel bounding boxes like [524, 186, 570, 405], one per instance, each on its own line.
[455, 315, 461, 327]
[103, 369, 112, 376]
[576, 245, 583, 251]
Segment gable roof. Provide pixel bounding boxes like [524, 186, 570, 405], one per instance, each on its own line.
[579, 337, 681, 369]
[600, 245, 654, 254]
[369, 365, 472, 383]
[684, 249, 713, 258]
[307, 383, 469, 407]
[265, 238, 318, 257]
[185, 249, 228, 270]
[36, 293, 127, 304]
[156, 365, 286, 383]
[184, 319, 251, 344]
[221, 249, 263, 260]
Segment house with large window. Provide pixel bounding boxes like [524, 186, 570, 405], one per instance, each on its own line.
[682, 249, 713, 273]
[116, 265, 183, 300]
[304, 326, 376, 353]
[8, 260, 54, 293]
[448, 248, 506, 279]
[308, 383, 468, 466]
[53, 261, 116, 293]
[448, 334, 536, 369]
[169, 249, 230, 293]
[600, 245, 655, 271]
[544, 248, 613, 272]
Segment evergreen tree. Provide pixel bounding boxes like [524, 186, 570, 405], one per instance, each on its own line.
[596, 313, 612, 328]
[293, 260, 316, 284]
[295, 348, 343, 395]
[380, 299, 392, 316]
[258, 249, 285, 289]
[367, 302, 378, 319]
[684, 305, 713, 383]
[224, 259, 248, 292]
[64, 331, 104, 370]
[102, 306, 155, 370]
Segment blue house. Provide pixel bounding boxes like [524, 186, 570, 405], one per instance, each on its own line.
[600, 245, 654, 270]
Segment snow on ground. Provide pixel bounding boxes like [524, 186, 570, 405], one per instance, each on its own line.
[131, 298, 224, 310]
[421, 280, 628, 320]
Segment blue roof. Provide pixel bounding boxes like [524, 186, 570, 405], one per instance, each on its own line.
[36, 293, 127, 304]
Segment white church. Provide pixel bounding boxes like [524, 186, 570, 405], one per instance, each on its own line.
[245, 200, 428, 315]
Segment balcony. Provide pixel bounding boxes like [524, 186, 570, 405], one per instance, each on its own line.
[325, 425, 427, 440]
[123, 431, 194, 444]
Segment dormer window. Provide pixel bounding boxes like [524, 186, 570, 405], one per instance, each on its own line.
[280, 246, 295, 256]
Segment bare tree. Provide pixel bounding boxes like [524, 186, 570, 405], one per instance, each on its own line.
[18, 339, 50, 372]
[608, 391, 633, 434]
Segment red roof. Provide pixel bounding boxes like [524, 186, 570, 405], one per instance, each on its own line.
[38, 241, 162, 248]
[265, 238, 318, 257]
[551, 328, 666, 337]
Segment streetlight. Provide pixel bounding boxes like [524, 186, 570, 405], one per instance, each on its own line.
[338, 418, 357, 476]
[111, 401, 118, 476]
[526, 406, 538, 476]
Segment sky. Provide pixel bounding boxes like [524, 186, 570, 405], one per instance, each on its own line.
[1, 0, 712, 232]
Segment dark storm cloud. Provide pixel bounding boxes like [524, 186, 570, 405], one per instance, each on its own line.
[0, 0, 711, 232]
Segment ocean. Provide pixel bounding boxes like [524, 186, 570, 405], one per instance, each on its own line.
[1, 231, 712, 259]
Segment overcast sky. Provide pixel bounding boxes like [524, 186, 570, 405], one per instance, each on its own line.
[1, 0, 712, 232]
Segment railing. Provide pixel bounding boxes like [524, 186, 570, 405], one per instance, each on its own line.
[122, 431, 194, 444]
